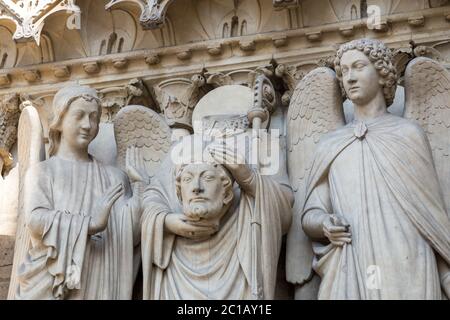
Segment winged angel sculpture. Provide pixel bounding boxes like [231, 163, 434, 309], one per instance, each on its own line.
[8, 85, 171, 300]
[286, 39, 450, 300]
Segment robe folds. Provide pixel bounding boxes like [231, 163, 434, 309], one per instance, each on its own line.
[141, 160, 292, 300]
[16, 156, 140, 300]
[302, 114, 450, 300]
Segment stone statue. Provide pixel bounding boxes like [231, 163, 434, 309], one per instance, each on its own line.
[139, 134, 293, 299]
[13, 85, 142, 299]
[137, 80, 293, 299]
[287, 39, 450, 299]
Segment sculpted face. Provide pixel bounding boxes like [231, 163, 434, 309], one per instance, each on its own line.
[340, 49, 382, 105]
[179, 163, 233, 226]
[60, 98, 100, 152]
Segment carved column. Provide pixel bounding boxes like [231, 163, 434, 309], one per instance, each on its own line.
[0, 94, 20, 175]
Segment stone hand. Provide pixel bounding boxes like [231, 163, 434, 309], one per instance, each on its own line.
[89, 183, 124, 235]
[126, 145, 150, 184]
[323, 214, 351, 247]
[207, 143, 256, 193]
[164, 213, 219, 240]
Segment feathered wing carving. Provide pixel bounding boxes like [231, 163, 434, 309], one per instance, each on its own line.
[285, 67, 345, 285]
[404, 57, 450, 215]
[114, 105, 171, 181]
[7, 106, 45, 299]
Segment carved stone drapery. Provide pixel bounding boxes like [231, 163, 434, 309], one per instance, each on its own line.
[0, 93, 20, 174]
[0, 0, 80, 45]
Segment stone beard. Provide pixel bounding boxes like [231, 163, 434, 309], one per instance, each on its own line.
[176, 163, 234, 228]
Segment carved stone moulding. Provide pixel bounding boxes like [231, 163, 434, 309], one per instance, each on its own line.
[408, 15, 425, 27]
[112, 58, 129, 70]
[273, 0, 300, 10]
[106, 0, 174, 30]
[105, 0, 301, 30]
[145, 53, 161, 65]
[207, 44, 223, 57]
[0, 0, 81, 45]
[371, 18, 389, 33]
[306, 31, 322, 42]
[52, 65, 70, 79]
[22, 70, 40, 83]
[272, 36, 288, 48]
[0, 7, 447, 90]
[83, 61, 101, 75]
[339, 26, 355, 38]
[0, 73, 11, 87]
[239, 40, 256, 52]
[176, 50, 192, 61]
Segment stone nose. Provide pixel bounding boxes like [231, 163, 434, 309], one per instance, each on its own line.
[80, 116, 92, 130]
[192, 177, 204, 194]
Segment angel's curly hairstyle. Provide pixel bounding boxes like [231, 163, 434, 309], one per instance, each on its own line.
[334, 39, 398, 106]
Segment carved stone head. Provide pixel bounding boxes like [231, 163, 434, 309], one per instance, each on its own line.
[175, 163, 234, 228]
[334, 39, 397, 106]
[49, 85, 101, 156]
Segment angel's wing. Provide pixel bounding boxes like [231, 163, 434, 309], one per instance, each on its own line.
[114, 105, 171, 181]
[7, 105, 45, 299]
[285, 67, 345, 285]
[404, 57, 450, 214]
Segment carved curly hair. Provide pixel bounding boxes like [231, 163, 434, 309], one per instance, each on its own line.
[334, 39, 398, 107]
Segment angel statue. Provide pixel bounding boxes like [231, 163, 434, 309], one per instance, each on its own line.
[286, 38, 450, 300]
[10, 85, 143, 299]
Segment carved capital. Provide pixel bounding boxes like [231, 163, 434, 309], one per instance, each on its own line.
[274, 64, 302, 106]
[98, 79, 150, 123]
[317, 56, 336, 70]
[153, 74, 206, 131]
[413, 45, 444, 61]
[106, 0, 174, 30]
[392, 48, 414, 80]
[206, 66, 274, 89]
[0, 93, 20, 173]
[0, 73, 11, 87]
